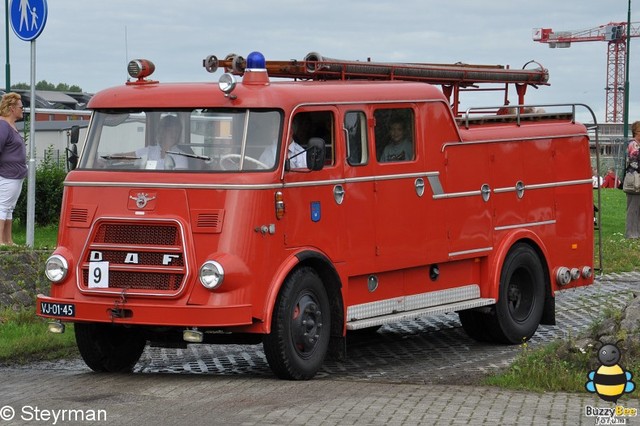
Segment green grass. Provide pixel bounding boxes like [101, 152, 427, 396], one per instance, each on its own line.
[0, 307, 77, 364]
[484, 341, 593, 392]
[0, 221, 58, 250]
[597, 188, 640, 272]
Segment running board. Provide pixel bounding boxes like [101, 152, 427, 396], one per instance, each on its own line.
[346, 298, 495, 330]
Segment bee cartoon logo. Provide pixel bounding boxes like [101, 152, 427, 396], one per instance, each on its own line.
[585, 341, 635, 403]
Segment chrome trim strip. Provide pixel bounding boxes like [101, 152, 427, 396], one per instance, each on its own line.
[522, 179, 591, 190]
[66, 181, 283, 190]
[448, 247, 493, 258]
[495, 179, 591, 193]
[494, 219, 556, 231]
[427, 175, 444, 196]
[283, 179, 345, 188]
[65, 171, 442, 190]
[436, 178, 591, 199]
[65, 177, 590, 195]
[493, 186, 515, 194]
[433, 190, 482, 199]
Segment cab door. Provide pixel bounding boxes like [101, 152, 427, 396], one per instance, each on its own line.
[371, 106, 428, 271]
[341, 109, 377, 276]
[281, 108, 346, 263]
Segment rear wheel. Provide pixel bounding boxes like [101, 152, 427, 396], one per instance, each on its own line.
[75, 323, 146, 372]
[490, 243, 545, 343]
[459, 243, 545, 344]
[458, 310, 493, 342]
[263, 267, 330, 380]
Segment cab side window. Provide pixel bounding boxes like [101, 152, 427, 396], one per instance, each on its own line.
[293, 111, 335, 166]
[374, 108, 414, 162]
[345, 111, 368, 166]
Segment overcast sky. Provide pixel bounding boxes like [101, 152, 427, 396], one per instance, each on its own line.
[1, 0, 638, 124]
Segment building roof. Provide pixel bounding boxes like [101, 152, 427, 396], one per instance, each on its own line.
[2, 89, 93, 110]
[15, 119, 89, 132]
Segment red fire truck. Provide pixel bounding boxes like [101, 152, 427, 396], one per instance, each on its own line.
[37, 51, 597, 380]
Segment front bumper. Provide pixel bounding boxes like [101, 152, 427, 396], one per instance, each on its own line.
[36, 294, 253, 327]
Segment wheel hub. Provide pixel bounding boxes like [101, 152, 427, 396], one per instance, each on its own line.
[291, 294, 323, 355]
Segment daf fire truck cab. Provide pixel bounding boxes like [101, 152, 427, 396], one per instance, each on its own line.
[37, 51, 597, 380]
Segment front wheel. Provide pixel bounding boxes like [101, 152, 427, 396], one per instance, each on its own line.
[263, 267, 331, 380]
[75, 323, 146, 372]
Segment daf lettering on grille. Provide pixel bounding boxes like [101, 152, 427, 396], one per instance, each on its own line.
[90, 251, 103, 261]
[130, 192, 157, 209]
[163, 254, 179, 265]
[90, 250, 181, 265]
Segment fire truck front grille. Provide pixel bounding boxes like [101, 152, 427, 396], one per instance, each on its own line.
[80, 221, 187, 296]
[82, 270, 184, 292]
[94, 224, 180, 245]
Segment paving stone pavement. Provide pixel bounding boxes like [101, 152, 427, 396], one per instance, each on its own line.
[0, 273, 639, 425]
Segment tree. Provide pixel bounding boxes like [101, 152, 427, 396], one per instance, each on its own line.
[11, 80, 83, 92]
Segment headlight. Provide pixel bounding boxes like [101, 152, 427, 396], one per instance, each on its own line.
[218, 73, 237, 95]
[199, 260, 224, 289]
[45, 255, 69, 283]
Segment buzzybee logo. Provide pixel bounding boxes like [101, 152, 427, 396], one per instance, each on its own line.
[585, 341, 635, 403]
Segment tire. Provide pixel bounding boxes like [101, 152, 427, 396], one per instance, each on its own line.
[263, 267, 331, 380]
[75, 323, 147, 372]
[458, 310, 494, 342]
[490, 243, 545, 344]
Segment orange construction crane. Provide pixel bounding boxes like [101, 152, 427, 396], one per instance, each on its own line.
[533, 22, 640, 123]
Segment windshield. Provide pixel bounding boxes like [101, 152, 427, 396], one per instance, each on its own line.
[79, 109, 282, 172]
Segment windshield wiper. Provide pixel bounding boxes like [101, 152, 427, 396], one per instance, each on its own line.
[165, 150, 211, 161]
[100, 155, 140, 160]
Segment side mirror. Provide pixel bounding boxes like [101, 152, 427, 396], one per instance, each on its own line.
[66, 126, 80, 170]
[306, 137, 325, 171]
[70, 125, 80, 144]
[66, 144, 78, 171]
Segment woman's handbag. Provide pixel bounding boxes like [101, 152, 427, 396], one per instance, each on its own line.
[623, 171, 640, 194]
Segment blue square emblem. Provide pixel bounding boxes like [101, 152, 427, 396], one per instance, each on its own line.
[311, 201, 321, 222]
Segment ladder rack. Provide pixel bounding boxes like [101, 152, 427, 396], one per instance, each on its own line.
[204, 52, 550, 116]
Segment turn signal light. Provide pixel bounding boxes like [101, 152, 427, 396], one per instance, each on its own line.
[275, 191, 285, 219]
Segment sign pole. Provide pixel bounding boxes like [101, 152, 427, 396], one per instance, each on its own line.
[9, 0, 47, 247]
[4, 0, 9, 92]
[25, 39, 35, 246]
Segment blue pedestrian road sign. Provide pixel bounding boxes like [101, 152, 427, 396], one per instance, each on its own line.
[10, 0, 48, 41]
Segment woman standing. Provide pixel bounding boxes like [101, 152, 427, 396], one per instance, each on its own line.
[626, 121, 640, 238]
[0, 93, 26, 245]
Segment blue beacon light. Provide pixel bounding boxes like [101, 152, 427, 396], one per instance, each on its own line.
[242, 51, 270, 85]
[246, 51, 266, 69]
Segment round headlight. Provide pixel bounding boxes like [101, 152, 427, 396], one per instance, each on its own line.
[218, 73, 237, 95]
[45, 255, 69, 283]
[199, 260, 225, 289]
